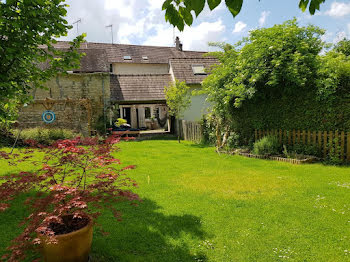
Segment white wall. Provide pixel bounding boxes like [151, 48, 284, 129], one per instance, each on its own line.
[182, 86, 210, 121]
[113, 63, 168, 75]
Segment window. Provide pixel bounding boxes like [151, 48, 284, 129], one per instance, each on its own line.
[145, 107, 151, 119]
[109, 64, 113, 73]
[142, 56, 149, 60]
[123, 55, 132, 60]
[192, 64, 206, 75]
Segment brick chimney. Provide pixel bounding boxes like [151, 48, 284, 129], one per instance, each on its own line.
[175, 36, 183, 51]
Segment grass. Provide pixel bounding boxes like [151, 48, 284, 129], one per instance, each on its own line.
[1, 139, 350, 261]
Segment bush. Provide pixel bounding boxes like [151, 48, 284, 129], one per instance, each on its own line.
[286, 143, 322, 158]
[13, 128, 79, 145]
[253, 136, 281, 155]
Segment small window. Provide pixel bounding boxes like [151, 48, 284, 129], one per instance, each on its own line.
[123, 55, 132, 60]
[142, 56, 149, 60]
[145, 107, 151, 119]
[109, 64, 113, 73]
[192, 64, 206, 75]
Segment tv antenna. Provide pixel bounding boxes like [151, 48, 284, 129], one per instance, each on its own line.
[106, 24, 114, 44]
[73, 18, 82, 35]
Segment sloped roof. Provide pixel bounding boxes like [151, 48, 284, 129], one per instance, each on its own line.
[110, 74, 172, 102]
[169, 57, 219, 84]
[50, 41, 207, 64]
[38, 49, 109, 72]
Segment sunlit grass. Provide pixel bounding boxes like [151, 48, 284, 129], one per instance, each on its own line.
[1, 139, 350, 261]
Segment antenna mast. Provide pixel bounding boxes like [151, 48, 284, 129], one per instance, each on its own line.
[73, 18, 82, 35]
[106, 24, 114, 44]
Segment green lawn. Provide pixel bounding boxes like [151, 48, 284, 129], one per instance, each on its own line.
[1, 139, 350, 261]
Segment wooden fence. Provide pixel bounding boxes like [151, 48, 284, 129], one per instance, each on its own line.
[255, 129, 350, 161]
[180, 120, 203, 142]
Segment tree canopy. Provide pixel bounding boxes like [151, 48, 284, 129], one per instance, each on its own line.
[162, 0, 326, 31]
[201, 19, 350, 145]
[0, 0, 84, 124]
[164, 80, 191, 142]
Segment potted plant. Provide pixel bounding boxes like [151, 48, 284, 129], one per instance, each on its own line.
[0, 136, 139, 262]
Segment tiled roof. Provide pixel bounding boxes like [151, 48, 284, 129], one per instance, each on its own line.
[50, 41, 207, 64]
[169, 58, 219, 84]
[75, 49, 109, 72]
[110, 74, 172, 102]
[39, 49, 109, 72]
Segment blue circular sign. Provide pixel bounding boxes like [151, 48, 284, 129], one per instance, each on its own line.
[42, 111, 56, 124]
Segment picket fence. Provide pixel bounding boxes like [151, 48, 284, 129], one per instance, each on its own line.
[180, 120, 202, 142]
[255, 129, 350, 161]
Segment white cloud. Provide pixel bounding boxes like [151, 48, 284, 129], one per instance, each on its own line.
[143, 20, 226, 51]
[232, 21, 247, 33]
[333, 31, 348, 44]
[59, 0, 225, 50]
[325, 2, 350, 17]
[258, 11, 270, 27]
[321, 31, 334, 42]
[348, 23, 350, 34]
[180, 20, 226, 51]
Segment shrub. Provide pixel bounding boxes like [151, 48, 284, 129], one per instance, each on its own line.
[13, 128, 79, 145]
[115, 118, 127, 127]
[285, 143, 322, 158]
[253, 136, 281, 155]
[0, 136, 139, 261]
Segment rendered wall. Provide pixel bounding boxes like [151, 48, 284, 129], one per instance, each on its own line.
[17, 73, 110, 135]
[182, 85, 210, 122]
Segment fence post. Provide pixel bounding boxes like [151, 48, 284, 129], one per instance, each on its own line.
[341, 131, 345, 161]
[292, 130, 296, 145]
[323, 131, 328, 158]
[318, 131, 322, 150]
[347, 132, 350, 162]
[312, 131, 317, 145]
[302, 130, 306, 144]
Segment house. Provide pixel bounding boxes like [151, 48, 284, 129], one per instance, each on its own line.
[18, 37, 218, 135]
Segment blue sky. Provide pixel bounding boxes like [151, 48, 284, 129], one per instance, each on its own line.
[60, 0, 350, 51]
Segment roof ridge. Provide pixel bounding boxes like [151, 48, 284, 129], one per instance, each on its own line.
[54, 40, 207, 53]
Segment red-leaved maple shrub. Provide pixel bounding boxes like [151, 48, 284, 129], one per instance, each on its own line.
[0, 136, 139, 262]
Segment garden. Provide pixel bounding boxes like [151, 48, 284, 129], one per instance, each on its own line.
[1, 1, 350, 260]
[1, 138, 350, 261]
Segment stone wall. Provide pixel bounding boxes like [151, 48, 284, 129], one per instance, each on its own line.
[18, 73, 110, 135]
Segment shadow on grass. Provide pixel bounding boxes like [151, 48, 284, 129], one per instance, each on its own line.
[184, 143, 212, 149]
[91, 198, 207, 262]
[0, 192, 39, 261]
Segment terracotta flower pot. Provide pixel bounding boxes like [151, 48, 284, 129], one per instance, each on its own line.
[40, 215, 93, 262]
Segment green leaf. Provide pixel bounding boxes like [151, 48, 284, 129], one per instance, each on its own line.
[191, 0, 206, 17]
[208, 0, 222, 10]
[298, 0, 309, 12]
[309, 0, 324, 15]
[162, 0, 172, 10]
[179, 6, 193, 26]
[225, 0, 243, 17]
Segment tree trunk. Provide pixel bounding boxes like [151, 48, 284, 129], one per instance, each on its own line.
[177, 118, 181, 143]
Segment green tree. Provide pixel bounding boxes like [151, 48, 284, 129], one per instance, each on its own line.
[202, 19, 326, 145]
[0, 0, 85, 125]
[164, 80, 191, 143]
[334, 38, 350, 56]
[162, 0, 326, 30]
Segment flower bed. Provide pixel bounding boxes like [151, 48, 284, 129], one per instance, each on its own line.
[235, 152, 318, 164]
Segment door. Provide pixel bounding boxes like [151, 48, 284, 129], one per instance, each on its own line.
[123, 107, 131, 125]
